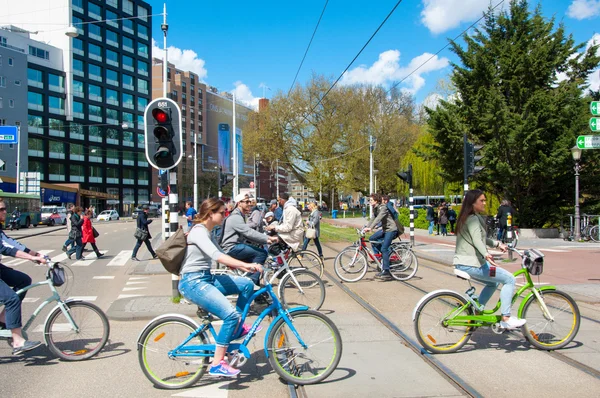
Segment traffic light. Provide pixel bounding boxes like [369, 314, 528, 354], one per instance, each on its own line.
[465, 142, 485, 177]
[221, 173, 234, 187]
[144, 97, 182, 170]
[397, 164, 413, 187]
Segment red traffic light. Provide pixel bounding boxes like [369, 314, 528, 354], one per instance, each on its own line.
[152, 108, 169, 123]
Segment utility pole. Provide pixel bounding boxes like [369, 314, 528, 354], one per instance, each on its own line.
[369, 134, 375, 218]
[232, 93, 238, 198]
[276, 159, 280, 198]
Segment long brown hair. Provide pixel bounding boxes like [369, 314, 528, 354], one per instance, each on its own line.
[455, 189, 484, 235]
[197, 198, 225, 222]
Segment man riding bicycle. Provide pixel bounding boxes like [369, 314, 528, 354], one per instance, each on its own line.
[0, 199, 49, 355]
[363, 194, 399, 280]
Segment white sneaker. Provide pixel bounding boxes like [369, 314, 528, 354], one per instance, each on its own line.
[500, 317, 526, 329]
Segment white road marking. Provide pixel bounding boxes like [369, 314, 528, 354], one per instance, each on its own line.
[7, 250, 55, 266]
[436, 243, 456, 248]
[72, 250, 108, 266]
[68, 296, 97, 301]
[418, 249, 455, 252]
[93, 276, 115, 280]
[129, 276, 149, 280]
[537, 248, 569, 253]
[125, 281, 147, 285]
[122, 287, 147, 291]
[107, 250, 133, 266]
[23, 298, 39, 303]
[117, 294, 143, 299]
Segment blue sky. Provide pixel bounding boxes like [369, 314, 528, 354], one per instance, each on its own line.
[147, 0, 600, 109]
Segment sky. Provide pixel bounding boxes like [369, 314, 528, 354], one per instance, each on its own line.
[147, 0, 600, 109]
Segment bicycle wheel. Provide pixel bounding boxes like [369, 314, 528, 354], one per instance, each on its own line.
[589, 225, 600, 242]
[278, 269, 326, 310]
[44, 301, 110, 361]
[267, 309, 342, 385]
[289, 250, 324, 278]
[414, 292, 474, 354]
[138, 316, 210, 389]
[333, 247, 368, 283]
[520, 290, 580, 350]
[389, 245, 418, 281]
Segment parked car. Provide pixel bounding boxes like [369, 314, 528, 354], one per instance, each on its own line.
[132, 209, 143, 219]
[134, 206, 158, 218]
[97, 210, 119, 221]
[39, 206, 68, 226]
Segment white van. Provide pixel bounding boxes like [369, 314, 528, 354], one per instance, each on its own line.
[40, 206, 68, 226]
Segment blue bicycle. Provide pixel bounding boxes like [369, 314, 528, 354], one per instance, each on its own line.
[136, 277, 342, 389]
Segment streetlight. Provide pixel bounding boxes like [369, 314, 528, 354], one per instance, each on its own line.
[571, 146, 582, 241]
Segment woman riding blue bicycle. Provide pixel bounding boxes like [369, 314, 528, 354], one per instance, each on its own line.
[453, 189, 525, 329]
[178, 197, 263, 378]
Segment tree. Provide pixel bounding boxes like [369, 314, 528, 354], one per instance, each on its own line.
[244, 75, 419, 208]
[425, 0, 600, 227]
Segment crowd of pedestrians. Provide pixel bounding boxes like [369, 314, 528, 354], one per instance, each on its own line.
[426, 201, 457, 236]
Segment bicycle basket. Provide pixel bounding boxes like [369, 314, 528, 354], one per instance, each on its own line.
[524, 249, 544, 276]
[51, 264, 66, 287]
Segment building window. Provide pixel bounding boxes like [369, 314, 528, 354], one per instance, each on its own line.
[72, 80, 83, 98]
[107, 149, 119, 165]
[106, 30, 119, 48]
[88, 2, 102, 20]
[122, 112, 134, 126]
[88, 64, 102, 82]
[89, 126, 103, 142]
[137, 152, 148, 167]
[89, 84, 102, 102]
[138, 24, 148, 40]
[48, 74, 64, 93]
[106, 49, 119, 67]
[122, 18, 133, 34]
[106, 9, 118, 27]
[106, 69, 118, 86]
[89, 43, 102, 61]
[27, 68, 43, 88]
[72, 0, 84, 12]
[0, 76, 6, 87]
[73, 59, 84, 77]
[89, 146, 102, 162]
[89, 23, 102, 40]
[122, 93, 134, 109]
[8, 99, 14, 108]
[106, 0, 118, 9]
[8, 57, 13, 66]
[70, 143, 84, 161]
[27, 91, 43, 111]
[106, 89, 119, 106]
[107, 167, 119, 184]
[123, 0, 134, 15]
[73, 102, 84, 120]
[138, 170, 149, 185]
[70, 164, 85, 182]
[72, 16, 85, 35]
[137, 5, 148, 21]
[107, 128, 119, 144]
[89, 166, 103, 183]
[137, 115, 144, 131]
[138, 43, 148, 57]
[138, 78, 148, 94]
[28, 115, 43, 134]
[122, 74, 134, 90]
[137, 59, 148, 76]
[49, 96, 65, 115]
[137, 97, 148, 112]
[28, 160, 44, 179]
[89, 104, 102, 122]
[70, 122, 84, 139]
[49, 118, 65, 137]
[123, 151, 135, 166]
[122, 36, 134, 53]
[106, 108, 119, 124]
[123, 169, 135, 185]
[122, 55, 134, 72]
[49, 141, 66, 159]
[28, 138, 44, 157]
[29, 46, 49, 60]
[49, 163, 66, 181]
[123, 131, 134, 147]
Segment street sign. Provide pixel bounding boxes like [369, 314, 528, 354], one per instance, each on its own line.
[0, 126, 18, 144]
[577, 135, 600, 149]
[157, 186, 170, 198]
[591, 101, 600, 116]
[590, 117, 600, 132]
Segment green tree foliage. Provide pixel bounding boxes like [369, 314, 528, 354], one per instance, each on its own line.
[425, 0, 600, 227]
[244, 75, 419, 208]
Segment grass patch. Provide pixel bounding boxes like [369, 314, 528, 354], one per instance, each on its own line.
[171, 296, 181, 304]
[320, 223, 360, 243]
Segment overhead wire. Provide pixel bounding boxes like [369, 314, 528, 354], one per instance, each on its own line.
[288, 0, 329, 95]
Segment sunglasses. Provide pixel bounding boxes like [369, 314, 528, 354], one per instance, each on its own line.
[241, 200, 251, 204]
[0, 207, 6, 212]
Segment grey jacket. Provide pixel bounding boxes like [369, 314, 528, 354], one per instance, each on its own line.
[307, 209, 321, 238]
[366, 203, 398, 233]
[221, 207, 268, 252]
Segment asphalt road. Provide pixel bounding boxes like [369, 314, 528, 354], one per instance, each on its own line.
[0, 219, 599, 397]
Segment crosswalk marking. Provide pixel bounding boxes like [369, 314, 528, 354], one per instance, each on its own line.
[93, 276, 115, 280]
[129, 276, 149, 280]
[538, 248, 569, 253]
[117, 294, 143, 299]
[122, 287, 146, 291]
[126, 281, 147, 285]
[172, 381, 229, 397]
[71, 250, 108, 266]
[6, 249, 55, 266]
[107, 250, 133, 266]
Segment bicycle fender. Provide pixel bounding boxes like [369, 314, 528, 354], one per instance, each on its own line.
[412, 289, 464, 322]
[41, 299, 92, 346]
[517, 285, 557, 318]
[263, 306, 309, 358]
[136, 313, 200, 350]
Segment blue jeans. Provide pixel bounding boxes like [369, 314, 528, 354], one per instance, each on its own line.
[455, 263, 516, 316]
[370, 230, 398, 271]
[132, 237, 156, 258]
[497, 225, 505, 241]
[66, 236, 84, 259]
[179, 271, 254, 347]
[0, 264, 32, 329]
[227, 243, 267, 285]
[428, 221, 434, 235]
[301, 237, 323, 257]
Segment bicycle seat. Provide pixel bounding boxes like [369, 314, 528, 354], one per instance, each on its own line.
[453, 269, 471, 280]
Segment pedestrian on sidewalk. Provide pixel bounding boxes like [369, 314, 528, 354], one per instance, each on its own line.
[448, 205, 457, 234]
[439, 203, 449, 236]
[81, 210, 103, 260]
[453, 189, 525, 329]
[301, 202, 324, 260]
[131, 205, 157, 261]
[66, 207, 84, 260]
[426, 204, 435, 235]
[185, 201, 198, 232]
[62, 205, 75, 252]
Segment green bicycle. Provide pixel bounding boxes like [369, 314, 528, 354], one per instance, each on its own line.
[413, 247, 580, 354]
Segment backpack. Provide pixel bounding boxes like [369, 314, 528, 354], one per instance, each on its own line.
[155, 227, 187, 275]
[387, 202, 405, 235]
[211, 215, 230, 245]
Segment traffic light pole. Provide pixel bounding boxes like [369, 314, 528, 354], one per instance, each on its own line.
[218, 166, 223, 198]
[463, 133, 469, 194]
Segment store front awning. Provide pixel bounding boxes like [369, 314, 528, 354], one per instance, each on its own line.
[79, 189, 119, 200]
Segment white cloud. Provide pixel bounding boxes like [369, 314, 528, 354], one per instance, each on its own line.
[422, 93, 443, 109]
[152, 39, 208, 80]
[421, 0, 491, 34]
[232, 81, 260, 110]
[340, 50, 449, 94]
[587, 34, 600, 90]
[567, 0, 600, 20]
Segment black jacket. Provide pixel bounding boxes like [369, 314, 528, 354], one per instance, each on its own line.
[70, 213, 83, 237]
[496, 205, 515, 227]
[137, 211, 153, 239]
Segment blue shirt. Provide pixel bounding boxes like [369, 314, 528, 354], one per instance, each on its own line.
[186, 207, 197, 227]
[273, 206, 283, 222]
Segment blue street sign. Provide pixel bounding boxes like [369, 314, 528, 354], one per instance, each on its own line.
[158, 169, 167, 175]
[0, 126, 18, 144]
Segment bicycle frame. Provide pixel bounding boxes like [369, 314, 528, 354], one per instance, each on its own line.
[166, 282, 310, 361]
[0, 271, 79, 340]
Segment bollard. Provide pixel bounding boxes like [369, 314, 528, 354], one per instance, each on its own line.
[507, 213, 513, 261]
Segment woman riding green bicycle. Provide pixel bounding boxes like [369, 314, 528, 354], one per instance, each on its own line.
[453, 189, 526, 330]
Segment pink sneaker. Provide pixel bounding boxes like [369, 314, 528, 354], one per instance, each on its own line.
[209, 360, 240, 377]
[238, 323, 262, 338]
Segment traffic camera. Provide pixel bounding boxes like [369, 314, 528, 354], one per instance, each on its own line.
[144, 98, 182, 170]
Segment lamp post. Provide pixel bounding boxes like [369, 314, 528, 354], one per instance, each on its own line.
[571, 146, 582, 241]
[369, 134, 375, 218]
